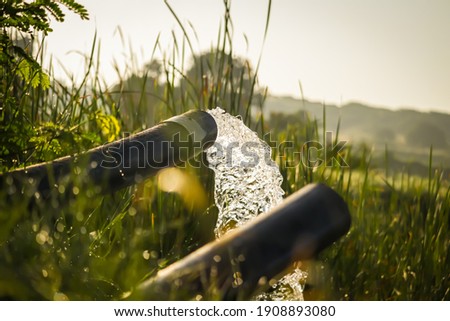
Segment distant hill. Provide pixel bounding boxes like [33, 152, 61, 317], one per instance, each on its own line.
[263, 96, 450, 173]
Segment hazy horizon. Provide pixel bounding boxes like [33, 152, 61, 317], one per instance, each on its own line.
[43, 0, 450, 114]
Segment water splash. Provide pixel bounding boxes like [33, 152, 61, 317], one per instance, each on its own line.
[206, 107, 307, 300]
[206, 107, 284, 236]
[255, 267, 308, 301]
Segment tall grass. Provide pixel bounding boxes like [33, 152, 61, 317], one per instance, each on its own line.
[0, 1, 449, 300]
[268, 111, 449, 300]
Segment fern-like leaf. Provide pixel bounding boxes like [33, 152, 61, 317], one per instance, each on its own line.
[43, 1, 66, 22]
[59, 0, 89, 20]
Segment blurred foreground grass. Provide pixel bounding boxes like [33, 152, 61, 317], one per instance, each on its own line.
[0, 1, 448, 300]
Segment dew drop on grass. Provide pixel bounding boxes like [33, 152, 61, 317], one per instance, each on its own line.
[128, 206, 137, 216]
[74, 166, 81, 175]
[56, 222, 65, 233]
[58, 185, 65, 194]
[206, 107, 307, 301]
[72, 186, 80, 195]
[36, 230, 49, 245]
[53, 292, 69, 301]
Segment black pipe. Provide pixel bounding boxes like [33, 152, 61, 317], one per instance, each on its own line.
[0, 110, 217, 197]
[129, 183, 351, 300]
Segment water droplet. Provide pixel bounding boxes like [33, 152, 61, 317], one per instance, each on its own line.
[58, 185, 65, 194]
[128, 206, 137, 216]
[56, 222, 65, 233]
[232, 272, 243, 287]
[53, 292, 69, 301]
[89, 231, 98, 240]
[36, 230, 49, 245]
[258, 276, 268, 286]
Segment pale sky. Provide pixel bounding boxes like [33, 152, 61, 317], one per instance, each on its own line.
[44, 0, 450, 113]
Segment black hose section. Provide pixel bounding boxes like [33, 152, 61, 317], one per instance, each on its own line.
[0, 110, 217, 197]
[131, 183, 351, 300]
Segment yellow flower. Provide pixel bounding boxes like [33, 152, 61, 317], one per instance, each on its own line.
[95, 112, 121, 142]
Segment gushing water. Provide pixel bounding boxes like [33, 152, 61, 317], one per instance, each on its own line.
[206, 107, 284, 237]
[206, 107, 307, 300]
